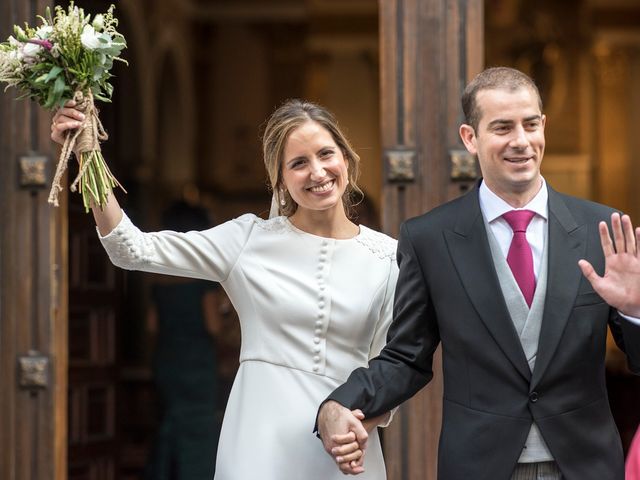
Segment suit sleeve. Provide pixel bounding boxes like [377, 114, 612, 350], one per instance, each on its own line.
[610, 308, 640, 375]
[324, 221, 441, 418]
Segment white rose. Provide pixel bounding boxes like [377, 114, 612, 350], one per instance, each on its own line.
[92, 14, 104, 31]
[81, 25, 100, 50]
[35, 25, 53, 39]
[22, 42, 42, 58]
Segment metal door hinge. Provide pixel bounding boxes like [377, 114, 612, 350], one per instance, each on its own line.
[449, 149, 478, 181]
[385, 148, 416, 182]
[18, 350, 50, 390]
[19, 154, 49, 189]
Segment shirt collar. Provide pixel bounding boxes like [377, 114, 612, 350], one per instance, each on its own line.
[479, 177, 549, 223]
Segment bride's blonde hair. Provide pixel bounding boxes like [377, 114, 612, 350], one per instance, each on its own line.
[262, 99, 363, 217]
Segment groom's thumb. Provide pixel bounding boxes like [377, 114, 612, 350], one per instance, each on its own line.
[578, 259, 597, 283]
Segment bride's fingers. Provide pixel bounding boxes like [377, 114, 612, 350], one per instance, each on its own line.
[50, 116, 82, 144]
[52, 107, 84, 129]
[331, 431, 356, 444]
[54, 107, 84, 123]
[338, 461, 364, 475]
[351, 446, 367, 468]
[331, 441, 360, 457]
[54, 99, 76, 111]
[335, 448, 362, 464]
[55, 117, 82, 130]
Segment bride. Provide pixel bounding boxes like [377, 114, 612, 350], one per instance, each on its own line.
[52, 98, 396, 479]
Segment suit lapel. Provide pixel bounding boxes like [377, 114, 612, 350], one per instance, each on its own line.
[444, 186, 531, 382]
[531, 187, 587, 388]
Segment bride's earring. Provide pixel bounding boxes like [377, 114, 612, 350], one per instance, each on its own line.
[280, 189, 286, 206]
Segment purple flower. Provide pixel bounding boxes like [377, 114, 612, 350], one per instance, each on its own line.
[27, 38, 53, 51]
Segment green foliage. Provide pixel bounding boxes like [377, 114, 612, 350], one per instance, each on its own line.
[0, 1, 127, 110]
[0, 2, 128, 210]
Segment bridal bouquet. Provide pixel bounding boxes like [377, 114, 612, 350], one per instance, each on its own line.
[0, 2, 127, 211]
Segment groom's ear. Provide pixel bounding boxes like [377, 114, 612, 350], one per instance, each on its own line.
[459, 124, 477, 155]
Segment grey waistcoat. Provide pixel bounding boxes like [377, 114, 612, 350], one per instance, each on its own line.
[485, 220, 554, 463]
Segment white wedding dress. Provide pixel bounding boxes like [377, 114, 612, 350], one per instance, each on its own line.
[99, 212, 398, 480]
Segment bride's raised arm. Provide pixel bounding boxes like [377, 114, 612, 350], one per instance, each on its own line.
[51, 100, 123, 235]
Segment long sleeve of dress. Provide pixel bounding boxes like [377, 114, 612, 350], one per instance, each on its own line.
[369, 260, 399, 360]
[98, 211, 258, 282]
[370, 258, 400, 428]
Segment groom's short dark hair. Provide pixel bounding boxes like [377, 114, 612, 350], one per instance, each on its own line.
[462, 67, 543, 131]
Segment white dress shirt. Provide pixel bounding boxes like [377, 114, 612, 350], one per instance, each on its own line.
[479, 177, 639, 325]
[479, 177, 548, 281]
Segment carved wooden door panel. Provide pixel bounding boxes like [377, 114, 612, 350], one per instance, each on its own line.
[0, 1, 65, 479]
[378, 1, 483, 479]
[67, 198, 121, 480]
[60, 0, 132, 475]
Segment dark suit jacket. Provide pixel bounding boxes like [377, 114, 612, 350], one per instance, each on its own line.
[327, 183, 640, 480]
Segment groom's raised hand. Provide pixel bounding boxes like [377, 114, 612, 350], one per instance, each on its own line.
[317, 400, 368, 475]
[579, 213, 640, 317]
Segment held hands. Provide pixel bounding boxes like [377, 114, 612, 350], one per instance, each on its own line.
[579, 213, 640, 317]
[318, 401, 389, 475]
[329, 410, 386, 474]
[317, 401, 368, 475]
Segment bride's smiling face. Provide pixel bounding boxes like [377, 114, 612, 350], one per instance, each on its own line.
[280, 120, 349, 214]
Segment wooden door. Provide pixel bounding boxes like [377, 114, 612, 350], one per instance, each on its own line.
[63, 0, 129, 473]
[60, 0, 141, 475]
[0, 2, 131, 478]
[67, 196, 122, 480]
[0, 1, 65, 479]
[378, 0, 484, 478]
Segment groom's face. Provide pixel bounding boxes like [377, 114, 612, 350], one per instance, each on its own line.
[460, 86, 546, 201]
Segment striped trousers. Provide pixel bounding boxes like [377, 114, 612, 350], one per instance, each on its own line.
[511, 461, 563, 480]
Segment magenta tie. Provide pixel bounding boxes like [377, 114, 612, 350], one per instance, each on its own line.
[502, 210, 536, 307]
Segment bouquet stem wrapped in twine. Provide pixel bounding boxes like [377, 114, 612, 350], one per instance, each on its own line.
[48, 90, 125, 211]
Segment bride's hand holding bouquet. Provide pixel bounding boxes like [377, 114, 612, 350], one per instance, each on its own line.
[0, 2, 127, 211]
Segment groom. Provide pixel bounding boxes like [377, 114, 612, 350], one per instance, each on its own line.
[316, 67, 640, 479]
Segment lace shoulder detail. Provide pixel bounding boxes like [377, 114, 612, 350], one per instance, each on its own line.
[250, 214, 290, 233]
[356, 226, 397, 260]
